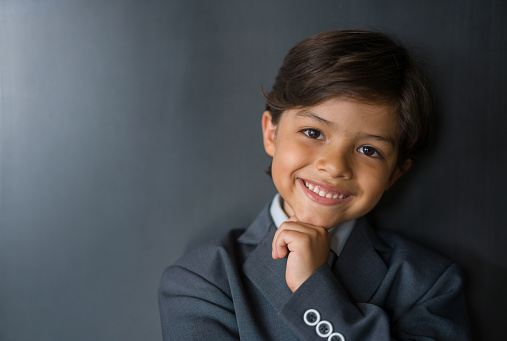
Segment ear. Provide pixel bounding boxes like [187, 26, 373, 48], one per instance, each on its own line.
[385, 158, 412, 190]
[262, 110, 277, 157]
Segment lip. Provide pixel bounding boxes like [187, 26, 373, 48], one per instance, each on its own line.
[298, 178, 353, 206]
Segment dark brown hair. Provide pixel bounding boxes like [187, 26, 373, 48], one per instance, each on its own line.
[263, 29, 434, 166]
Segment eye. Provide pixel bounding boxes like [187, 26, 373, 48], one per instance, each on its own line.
[301, 128, 324, 140]
[358, 145, 383, 159]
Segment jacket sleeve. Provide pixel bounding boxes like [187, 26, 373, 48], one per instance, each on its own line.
[278, 263, 471, 341]
[158, 265, 239, 340]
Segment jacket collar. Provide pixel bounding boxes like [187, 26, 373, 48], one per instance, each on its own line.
[239, 205, 391, 310]
[237, 203, 273, 245]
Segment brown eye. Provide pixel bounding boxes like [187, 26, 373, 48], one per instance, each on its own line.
[302, 129, 323, 140]
[362, 146, 375, 156]
[358, 146, 383, 159]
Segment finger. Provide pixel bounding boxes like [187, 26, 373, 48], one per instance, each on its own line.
[272, 221, 330, 258]
[272, 228, 303, 259]
[273, 227, 311, 259]
[272, 227, 289, 259]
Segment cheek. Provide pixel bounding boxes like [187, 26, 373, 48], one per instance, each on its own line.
[271, 142, 310, 185]
[273, 142, 311, 171]
[271, 152, 294, 185]
[358, 167, 392, 199]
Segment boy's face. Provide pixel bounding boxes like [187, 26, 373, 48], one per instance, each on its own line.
[262, 97, 410, 228]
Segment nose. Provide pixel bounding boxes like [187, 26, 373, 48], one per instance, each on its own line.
[315, 145, 353, 179]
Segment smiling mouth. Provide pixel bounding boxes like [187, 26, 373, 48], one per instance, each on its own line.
[302, 180, 349, 199]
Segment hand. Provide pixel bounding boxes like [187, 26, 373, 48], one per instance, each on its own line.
[272, 216, 331, 292]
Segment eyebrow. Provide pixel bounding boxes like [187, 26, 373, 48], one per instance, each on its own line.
[296, 109, 335, 127]
[358, 132, 396, 146]
[296, 109, 396, 146]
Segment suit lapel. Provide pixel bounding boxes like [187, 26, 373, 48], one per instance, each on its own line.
[334, 217, 390, 303]
[239, 207, 293, 311]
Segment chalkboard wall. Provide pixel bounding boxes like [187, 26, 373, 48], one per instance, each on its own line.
[1, 1, 505, 340]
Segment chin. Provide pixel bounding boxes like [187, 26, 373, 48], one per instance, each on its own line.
[295, 211, 343, 229]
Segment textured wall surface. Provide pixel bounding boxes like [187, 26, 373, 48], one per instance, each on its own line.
[1, 1, 505, 340]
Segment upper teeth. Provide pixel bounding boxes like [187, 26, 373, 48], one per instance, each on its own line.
[304, 181, 346, 199]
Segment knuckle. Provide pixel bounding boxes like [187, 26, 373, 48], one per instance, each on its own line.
[309, 230, 319, 239]
[301, 233, 312, 243]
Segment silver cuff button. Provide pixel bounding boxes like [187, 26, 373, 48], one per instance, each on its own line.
[328, 332, 345, 341]
[303, 309, 321, 326]
[316, 320, 333, 337]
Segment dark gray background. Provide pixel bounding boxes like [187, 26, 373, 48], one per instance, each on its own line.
[0, 1, 505, 340]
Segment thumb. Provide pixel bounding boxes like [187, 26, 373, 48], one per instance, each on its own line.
[289, 215, 298, 222]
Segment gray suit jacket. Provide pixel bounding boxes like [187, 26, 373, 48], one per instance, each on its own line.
[159, 204, 471, 340]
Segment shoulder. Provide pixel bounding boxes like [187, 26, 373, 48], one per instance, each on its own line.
[170, 227, 246, 275]
[354, 218, 455, 275]
[377, 229, 453, 270]
[370, 228, 469, 335]
[374, 228, 464, 305]
[158, 228, 248, 302]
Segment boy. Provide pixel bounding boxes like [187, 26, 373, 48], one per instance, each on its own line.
[158, 30, 471, 340]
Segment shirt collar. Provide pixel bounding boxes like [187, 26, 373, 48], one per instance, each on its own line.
[269, 193, 355, 255]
